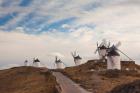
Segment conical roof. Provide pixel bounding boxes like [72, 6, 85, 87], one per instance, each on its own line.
[34, 59, 40, 62]
[107, 49, 120, 56]
[99, 45, 107, 49]
[75, 55, 82, 59]
[55, 59, 62, 63]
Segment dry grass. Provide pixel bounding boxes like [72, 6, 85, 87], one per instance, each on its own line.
[62, 60, 140, 93]
[110, 80, 140, 93]
[0, 66, 58, 93]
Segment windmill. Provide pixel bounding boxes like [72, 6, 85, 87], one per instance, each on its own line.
[24, 60, 29, 66]
[95, 39, 110, 61]
[107, 41, 121, 70]
[55, 56, 65, 69]
[71, 51, 82, 66]
[33, 58, 41, 67]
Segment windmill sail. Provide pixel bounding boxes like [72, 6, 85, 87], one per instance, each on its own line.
[115, 41, 121, 48]
[110, 41, 134, 61]
[71, 51, 82, 66]
[33, 58, 41, 67]
[117, 49, 134, 61]
[95, 39, 109, 60]
[55, 56, 65, 69]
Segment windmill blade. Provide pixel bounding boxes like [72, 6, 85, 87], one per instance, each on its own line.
[99, 39, 106, 47]
[98, 40, 103, 47]
[115, 41, 121, 48]
[74, 51, 77, 56]
[33, 58, 35, 63]
[102, 39, 107, 47]
[97, 42, 99, 47]
[55, 56, 58, 62]
[95, 42, 99, 54]
[71, 52, 75, 57]
[108, 42, 111, 48]
[117, 49, 134, 61]
[94, 48, 98, 54]
[99, 42, 104, 47]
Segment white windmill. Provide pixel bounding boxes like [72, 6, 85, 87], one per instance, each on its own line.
[95, 39, 110, 61]
[55, 56, 65, 69]
[107, 42, 121, 70]
[33, 58, 41, 67]
[24, 60, 29, 66]
[71, 51, 82, 66]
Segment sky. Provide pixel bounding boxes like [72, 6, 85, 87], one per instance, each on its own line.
[0, 0, 140, 69]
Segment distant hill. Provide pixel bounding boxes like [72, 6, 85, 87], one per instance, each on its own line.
[62, 60, 140, 93]
[0, 67, 58, 93]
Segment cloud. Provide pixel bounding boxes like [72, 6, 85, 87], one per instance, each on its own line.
[0, 0, 140, 69]
[1, 24, 140, 69]
[1, 0, 140, 33]
[0, 27, 96, 68]
[61, 24, 71, 29]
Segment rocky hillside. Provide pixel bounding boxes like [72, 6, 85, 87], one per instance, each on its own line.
[0, 66, 58, 93]
[62, 60, 140, 93]
[110, 80, 140, 93]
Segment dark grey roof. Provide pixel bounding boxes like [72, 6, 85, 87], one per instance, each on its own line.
[107, 50, 120, 56]
[34, 59, 40, 62]
[55, 59, 62, 63]
[99, 45, 107, 49]
[74, 55, 82, 59]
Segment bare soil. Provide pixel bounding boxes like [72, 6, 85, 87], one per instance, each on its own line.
[62, 60, 140, 93]
[0, 66, 58, 93]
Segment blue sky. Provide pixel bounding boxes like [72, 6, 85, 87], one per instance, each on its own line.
[0, 0, 140, 69]
[0, 12, 18, 25]
[0, 0, 100, 33]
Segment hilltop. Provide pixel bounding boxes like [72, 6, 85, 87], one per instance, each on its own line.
[0, 61, 139, 93]
[62, 60, 140, 93]
[0, 66, 58, 93]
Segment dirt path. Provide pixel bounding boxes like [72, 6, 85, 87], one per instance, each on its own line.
[53, 72, 92, 93]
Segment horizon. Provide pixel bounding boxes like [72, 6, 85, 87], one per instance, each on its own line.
[0, 0, 140, 69]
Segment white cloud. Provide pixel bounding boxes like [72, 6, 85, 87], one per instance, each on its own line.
[61, 24, 71, 29]
[1, 0, 140, 32]
[0, 27, 96, 69]
[0, 0, 140, 69]
[0, 24, 140, 69]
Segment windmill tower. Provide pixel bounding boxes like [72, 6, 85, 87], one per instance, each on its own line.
[55, 56, 64, 69]
[95, 39, 110, 61]
[71, 51, 82, 66]
[33, 58, 41, 67]
[24, 60, 29, 66]
[107, 42, 121, 70]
